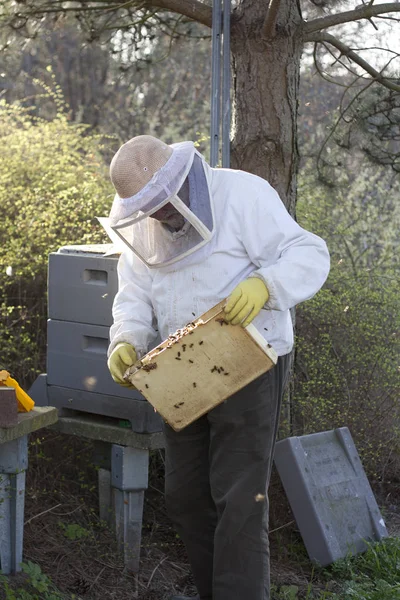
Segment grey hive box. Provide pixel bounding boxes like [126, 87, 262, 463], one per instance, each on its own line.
[274, 427, 388, 566]
[46, 319, 136, 398]
[48, 245, 118, 326]
[29, 244, 163, 433]
[30, 375, 162, 434]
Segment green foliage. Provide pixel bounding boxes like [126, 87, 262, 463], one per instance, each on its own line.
[270, 538, 400, 599]
[0, 86, 112, 386]
[295, 162, 400, 478]
[58, 521, 93, 540]
[326, 538, 400, 600]
[0, 561, 75, 599]
[276, 585, 300, 599]
[342, 579, 400, 600]
[329, 537, 400, 586]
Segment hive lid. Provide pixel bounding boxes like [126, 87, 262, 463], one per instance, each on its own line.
[57, 244, 116, 256]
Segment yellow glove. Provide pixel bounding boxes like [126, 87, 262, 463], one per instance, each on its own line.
[107, 343, 137, 387]
[224, 277, 269, 327]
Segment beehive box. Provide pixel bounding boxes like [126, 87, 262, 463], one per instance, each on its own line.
[125, 301, 277, 431]
[48, 245, 119, 326]
[274, 427, 388, 565]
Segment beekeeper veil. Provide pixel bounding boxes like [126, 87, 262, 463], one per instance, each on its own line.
[108, 135, 215, 269]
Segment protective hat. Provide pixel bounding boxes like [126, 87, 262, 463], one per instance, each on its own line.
[109, 135, 215, 269]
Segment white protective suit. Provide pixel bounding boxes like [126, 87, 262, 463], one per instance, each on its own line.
[109, 149, 330, 359]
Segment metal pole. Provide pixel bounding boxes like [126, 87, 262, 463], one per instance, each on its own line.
[210, 0, 222, 167]
[222, 0, 231, 168]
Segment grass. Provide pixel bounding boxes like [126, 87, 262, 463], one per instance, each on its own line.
[0, 431, 399, 600]
[325, 537, 400, 599]
[269, 537, 400, 599]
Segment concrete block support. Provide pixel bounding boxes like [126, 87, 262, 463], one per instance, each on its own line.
[110, 445, 149, 573]
[98, 468, 112, 524]
[113, 489, 145, 573]
[0, 436, 28, 574]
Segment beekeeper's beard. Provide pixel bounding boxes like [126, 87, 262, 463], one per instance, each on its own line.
[150, 204, 186, 231]
[150, 178, 190, 232]
[160, 211, 186, 231]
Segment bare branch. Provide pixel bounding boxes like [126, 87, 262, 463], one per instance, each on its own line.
[262, 0, 281, 39]
[306, 32, 400, 92]
[313, 40, 367, 88]
[375, 15, 400, 22]
[322, 40, 371, 83]
[316, 77, 375, 182]
[5, 0, 213, 29]
[356, 46, 400, 55]
[303, 2, 400, 34]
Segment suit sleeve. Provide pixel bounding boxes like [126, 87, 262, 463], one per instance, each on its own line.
[108, 250, 158, 358]
[241, 179, 330, 311]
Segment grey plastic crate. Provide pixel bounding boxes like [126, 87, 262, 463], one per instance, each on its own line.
[274, 427, 387, 566]
[48, 246, 119, 326]
[47, 319, 142, 399]
[47, 385, 162, 433]
[29, 375, 162, 434]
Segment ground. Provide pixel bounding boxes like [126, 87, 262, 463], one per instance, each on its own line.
[1, 430, 399, 600]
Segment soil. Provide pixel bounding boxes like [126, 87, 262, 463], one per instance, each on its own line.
[1, 430, 399, 600]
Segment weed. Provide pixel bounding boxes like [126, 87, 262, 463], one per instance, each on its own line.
[0, 561, 76, 600]
[329, 537, 400, 585]
[319, 538, 400, 600]
[58, 521, 93, 540]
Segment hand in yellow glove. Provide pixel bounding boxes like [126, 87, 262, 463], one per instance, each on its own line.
[107, 343, 137, 387]
[224, 277, 269, 327]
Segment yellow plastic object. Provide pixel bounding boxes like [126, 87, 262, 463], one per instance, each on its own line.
[0, 370, 35, 412]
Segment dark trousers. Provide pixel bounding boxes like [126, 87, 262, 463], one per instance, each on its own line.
[163, 354, 290, 600]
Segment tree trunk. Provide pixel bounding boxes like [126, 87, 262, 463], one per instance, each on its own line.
[230, 0, 302, 435]
[230, 0, 302, 215]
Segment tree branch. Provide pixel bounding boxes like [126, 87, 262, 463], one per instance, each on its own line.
[303, 2, 400, 34]
[306, 32, 400, 93]
[7, 0, 213, 29]
[262, 0, 281, 39]
[150, 0, 212, 28]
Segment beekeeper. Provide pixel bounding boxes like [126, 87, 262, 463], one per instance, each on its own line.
[107, 135, 330, 600]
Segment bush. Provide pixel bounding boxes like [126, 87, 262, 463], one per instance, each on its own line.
[295, 163, 400, 480]
[0, 87, 114, 386]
